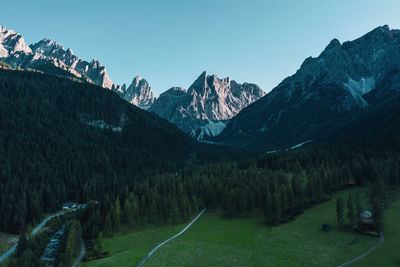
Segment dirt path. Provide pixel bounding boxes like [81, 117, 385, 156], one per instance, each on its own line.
[72, 238, 86, 267]
[137, 208, 206, 267]
[337, 233, 384, 267]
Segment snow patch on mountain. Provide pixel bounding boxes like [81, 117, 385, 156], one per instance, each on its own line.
[197, 120, 227, 140]
[343, 75, 375, 107]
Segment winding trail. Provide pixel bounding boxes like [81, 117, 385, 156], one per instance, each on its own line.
[337, 233, 384, 267]
[137, 208, 206, 267]
[0, 212, 66, 263]
[72, 238, 86, 267]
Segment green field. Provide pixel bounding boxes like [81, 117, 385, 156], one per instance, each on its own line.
[80, 223, 187, 267]
[82, 188, 389, 267]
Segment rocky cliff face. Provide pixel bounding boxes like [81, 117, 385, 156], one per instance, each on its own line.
[149, 71, 265, 140]
[0, 26, 118, 90]
[216, 25, 400, 150]
[119, 76, 155, 109]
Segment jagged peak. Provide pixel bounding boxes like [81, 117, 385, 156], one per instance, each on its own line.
[35, 38, 63, 48]
[376, 24, 390, 32]
[363, 25, 391, 38]
[325, 38, 341, 51]
[194, 71, 207, 84]
[89, 58, 102, 68]
[66, 48, 74, 55]
[0, 26, 15, 35]
[129, 75, 150, 88]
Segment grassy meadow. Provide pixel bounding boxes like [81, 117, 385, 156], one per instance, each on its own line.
[82, 187, 393, 267]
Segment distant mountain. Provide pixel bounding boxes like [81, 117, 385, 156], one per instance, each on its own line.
[216, 25, 400, 150]
[118, 76, 155, 109]
[149, 71, 265, 140]
[0, 26, 263, 123]
[0, 26, 118, 89]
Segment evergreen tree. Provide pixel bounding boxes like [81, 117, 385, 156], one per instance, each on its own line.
[18, 249, 38, 267]
[372, 197, 384, 233]
[264, 192, 273, 224]
[64, 219, 82, 263]
[95, 232, 104, 252]
[347, 196, 355, 226]
[16, 232, 28, 257]
[336, 197, 344, 229]
[104, 212, 112, 235]
[355, 194, 362, 221]
[123, 198, 135, 230]
[272, 192, 281, 225]
[113, 196, 121, 231]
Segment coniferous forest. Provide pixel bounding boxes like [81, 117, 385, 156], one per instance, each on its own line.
[0, 69, 244, 234]
[1, 68, 400, 266]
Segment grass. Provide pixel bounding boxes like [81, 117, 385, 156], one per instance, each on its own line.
[82, 187, 389, 267]
[80, 223, 187, 267]
[145, 187, 378, 267]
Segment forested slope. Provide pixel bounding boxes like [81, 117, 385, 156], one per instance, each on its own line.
[0, 69, 241, 233]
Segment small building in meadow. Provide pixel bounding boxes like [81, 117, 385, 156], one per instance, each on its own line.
[360, 210, 373, 224]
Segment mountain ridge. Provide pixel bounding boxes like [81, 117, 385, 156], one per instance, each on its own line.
[215, 25, 400, 150]
[149, 71, 265, 140]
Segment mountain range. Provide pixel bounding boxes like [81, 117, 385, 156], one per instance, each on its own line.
[215, 25, 400, 150]
[2, 25, 400, 149]
[149, 71, 265, 140]
[0, 25, 263, 140]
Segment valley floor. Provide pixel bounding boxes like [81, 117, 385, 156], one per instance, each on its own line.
[81, 188, 398, 267]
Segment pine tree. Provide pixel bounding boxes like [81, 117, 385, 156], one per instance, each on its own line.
[264, 192, 273, 224]
[347, 196, 355, 227]
[123, 198, 135, 230]
[18, 249, 38, 267]
[113, 196, 121, 231]
[16, 232, 28, 257]
[272, 192, 281, 225]
[355, 194, 362, 221]
[104, 212, 112, 234]
[372, 197, 383, 234]
[336, 197, 344, 230]
[132, 198, 139, 219]
[95, 232, 104, 252]
[64, 219, 82, 263]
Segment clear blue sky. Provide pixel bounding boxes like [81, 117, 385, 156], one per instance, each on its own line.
[2, 0, 400, 95]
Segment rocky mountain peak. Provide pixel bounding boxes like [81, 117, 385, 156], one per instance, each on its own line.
[0, 26, 119, 90]
[216, 25, 400, 150]
[90, 58, 102, 68]
[149, 72, 265, 140]
[325, 38, 341, 51]
[0, 26, 32, 55]
[66, 48, 74, 56]
[30, 38, 64, 56]
[119, 75, 155, 109]
[190, 71, 208, 91]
